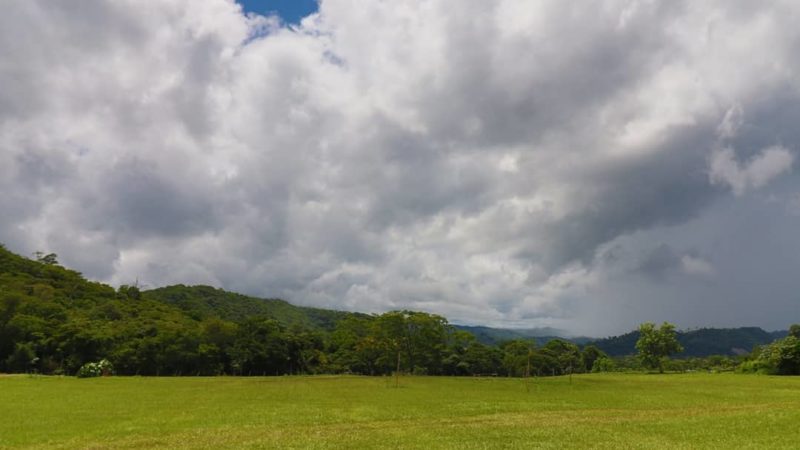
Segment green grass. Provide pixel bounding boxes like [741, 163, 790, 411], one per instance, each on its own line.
[1, 373, 799, 449]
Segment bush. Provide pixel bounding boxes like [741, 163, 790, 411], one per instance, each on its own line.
[737, 359, 773, 375]
[77, 359, 114, 378]
[746, 336, 800, 375]
[591, 357, 616, 373]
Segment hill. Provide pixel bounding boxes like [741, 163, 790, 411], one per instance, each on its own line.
[454, 325, 592, 347]
[1, 244, 792, 376]
[590, 327, 787, 357]
[0, 244, 363, 375]
[143, 285, 362, 331]
[460, 325, 788, 357]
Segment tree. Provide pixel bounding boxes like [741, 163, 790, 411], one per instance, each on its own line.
[581, 345, 607, 372]
[752, 334, 800, 375]
[635, 322, 683, 373]
[442, 329, 475, 375]
[117, 284, 142, 301]
[229, 317, 291, 376]
[543, 339, 581, 375]
[789, 324, 800, 339]
[591, 357, 615, 373]
[501, 340, 534, 377]
[462, 342, 502, 376]
[33, 252, 58, 265]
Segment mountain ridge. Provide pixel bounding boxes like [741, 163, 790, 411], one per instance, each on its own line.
[454, 323, 786, 356]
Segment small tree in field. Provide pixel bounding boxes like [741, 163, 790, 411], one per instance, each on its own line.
[635, 322, 683, 373]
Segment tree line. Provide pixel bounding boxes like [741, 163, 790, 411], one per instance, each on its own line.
[1, 245, 798, 376]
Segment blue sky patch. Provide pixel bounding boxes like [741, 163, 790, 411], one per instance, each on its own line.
[237, 0, 318, 24]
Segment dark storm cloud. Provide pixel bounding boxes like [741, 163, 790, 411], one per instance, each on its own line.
[529, 126, 721, 269]
[635, 244, 701, 281]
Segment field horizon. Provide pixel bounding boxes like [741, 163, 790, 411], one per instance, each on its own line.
[2, 373, 799, 449]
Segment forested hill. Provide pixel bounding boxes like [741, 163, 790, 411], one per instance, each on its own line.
[0, 244, 365, 375]
[590, 327, 788, 357]
[457, 325, 785, 356]
[143, 285, 363, 331]
[0, 244, 790, 377]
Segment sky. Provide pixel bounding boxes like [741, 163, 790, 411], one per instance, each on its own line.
[236, 0, 317, 24]
[1, 1, 800, 336]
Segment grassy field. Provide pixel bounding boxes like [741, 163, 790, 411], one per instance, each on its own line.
[1, 373, 799, 449]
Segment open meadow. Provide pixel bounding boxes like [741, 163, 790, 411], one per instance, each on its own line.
[1, 373, 799, 449]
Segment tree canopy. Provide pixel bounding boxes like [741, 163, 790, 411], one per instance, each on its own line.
[2, 244, 796, 377]
[635, 322, 683, 373]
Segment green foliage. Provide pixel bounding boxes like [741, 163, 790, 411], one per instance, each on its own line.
[329, 310, 454, 376]
[635, 322, 683, 373]
[0, 245, 337, 376]
[747, 332, 800, 375]
[117, 284, 141, 301]
[580, 345, 607, 372]
[591, 356, 616, 373]
[143, 285, 356, 330]
[5, 342, 37, 373]
[737, 359, 774, 375]
[5, 244, 779, 379]
[542, 339, 582, 375]
[500, 339, 534, 377]
[461, 342, 503, 375]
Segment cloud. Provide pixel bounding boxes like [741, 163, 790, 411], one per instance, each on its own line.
[680, 255, 715, 278]
[710, 145, 794, 196]
[636, 244, 714, 280]
[2, 0, 800, 335]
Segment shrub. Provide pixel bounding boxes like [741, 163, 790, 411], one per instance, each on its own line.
[737, 359, 773, 375]
[77, 359, 114, 378]
[591, 357, 616, 373]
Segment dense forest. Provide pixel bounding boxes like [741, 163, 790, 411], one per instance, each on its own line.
[1, 244, 796, 376]
[590, 327, 787, 357]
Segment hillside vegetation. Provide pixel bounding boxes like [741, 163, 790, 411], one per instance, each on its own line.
[590, 327, 787, 357]
[144, 284, 361, 331]
[0, 244, 794, 377]
[0, 245, 594, 377]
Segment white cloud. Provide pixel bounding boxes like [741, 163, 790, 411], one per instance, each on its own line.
[2, 0, 800, 335]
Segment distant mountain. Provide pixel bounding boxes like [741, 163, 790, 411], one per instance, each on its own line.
[454, 325, 592, 347]
[590, 327, 787, 357]
[770, 330, 789, 340]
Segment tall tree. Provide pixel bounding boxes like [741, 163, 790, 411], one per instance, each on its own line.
[635, 322, 683, 373]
